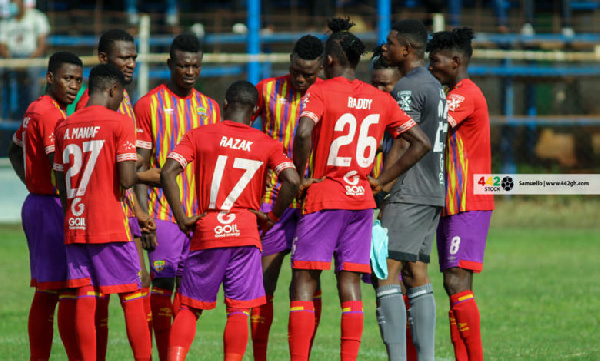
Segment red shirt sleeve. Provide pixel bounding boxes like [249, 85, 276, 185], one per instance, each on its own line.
[75, 89, 89, 111]
[39, 109, 64, 155]
[299, 84, 324, 124]
[133, 96, 153, 150]
[446, 90, 473, 128]
[267, 140, 295, 176]
[116, 115, 138, 163]
[12, 123, 24, 147]
[52, 126, 64, 172]
[167, 131, 196, 168]
[385, 94, 417, 138]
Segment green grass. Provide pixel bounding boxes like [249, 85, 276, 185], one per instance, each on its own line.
[1, 199, 599, 360]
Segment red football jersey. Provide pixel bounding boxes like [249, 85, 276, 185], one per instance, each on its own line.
[443, 79, 495, 216]
[13, 96, 66, 195]
[168, 120, 295, 251]
[53, 105, 137, 244]
[299, 77, 417, 214]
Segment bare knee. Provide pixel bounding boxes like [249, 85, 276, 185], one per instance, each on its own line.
[401, 261, 430, 289]
[442, 268, 472, 296]
[290, 269, 320, 301]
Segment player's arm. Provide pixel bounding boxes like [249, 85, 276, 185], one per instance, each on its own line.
[293, 116, 313, 178]
[161, 159, 202, 236]
[373, 125, 431, 192]
[119, 161, 137, 189]
[136, 167, 162, 187]
[272, 168, 300, 219]
[8, 141, 25, 184]
[135, 148, 152, 213]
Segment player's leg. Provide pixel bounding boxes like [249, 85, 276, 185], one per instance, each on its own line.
[290, 210, 342, 361]
[399, 205, 441, 361]
[91, 241, 151, 360]
[224, 246, 266, 361]
[251, 204, 299, 360]
[437, 211, 492, 361]
[335, 209, 374, 361]
[22, 195, 68, 360]
[374, 259, 406, 361]
[57, 289, 80, 361]
[169, 247, 227, 359]
[148, 219, 187, 360]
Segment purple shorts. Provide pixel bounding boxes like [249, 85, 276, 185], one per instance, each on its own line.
[436, 211, 493, 273]
[21, 194, 68, 290]
[148, 219, 190, 278]
[66, 241, 141, 294]
[291, 209, 373, 273]
[177, 246, 265, 310]
[129, 217, 142, 238]
[259, 203, 300, 256]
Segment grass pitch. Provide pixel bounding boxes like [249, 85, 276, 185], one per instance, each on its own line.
[1, 198, 599, 360]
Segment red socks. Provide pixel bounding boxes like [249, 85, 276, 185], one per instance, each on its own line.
[95, 294, 110, 361]
[57, 290, 80, 361]
[288, 301, 315, 361]
[450, 290, 483, 361]
[75, 286, 97, 361]
[169, 305, 201, 357]
[224, 308, 250, 361]
[120, 291, 152, 360]
[340, 301, 363, 361]
[251, 295, 274, 361]
[151, 288, 174, 361]
[141, 287, 153, 334]
[403, 295, 417, 361]
[28, 290, 59, 360]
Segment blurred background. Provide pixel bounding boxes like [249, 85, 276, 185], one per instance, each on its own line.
[1, 0, 600, 221]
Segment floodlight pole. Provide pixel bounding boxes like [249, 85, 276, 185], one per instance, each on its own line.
[247, 0, 261, 85]
[377, 0, 391, 45]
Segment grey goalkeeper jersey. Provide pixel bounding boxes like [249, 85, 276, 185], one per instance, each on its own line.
[388, 66, 447, 206]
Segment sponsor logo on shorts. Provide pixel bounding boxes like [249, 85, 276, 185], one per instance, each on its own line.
[153, 260, 166, 272]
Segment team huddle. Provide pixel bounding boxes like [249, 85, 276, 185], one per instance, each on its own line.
[10, 16, 493, 361]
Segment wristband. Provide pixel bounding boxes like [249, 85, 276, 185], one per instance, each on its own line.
[267, 210, 280, 223]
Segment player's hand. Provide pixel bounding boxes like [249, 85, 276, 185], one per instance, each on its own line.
[137, 167, 162, 187]
[140, 232, 157, 251]
[178, 213, 206, 238]
[297, 177, 325, 198]
[368, 176, 383, 194]
[249, 209, 276, 234]
[137, 212, 157, 250]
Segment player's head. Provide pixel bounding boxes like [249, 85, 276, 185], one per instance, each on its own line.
[426, 27, 475, 87]
[223, 80, 259, 125]
[88, 63, 126, 111]
[323, 17, 366, 78]
[371, 45, 400, 93]
[289, 34, 323, 93]
[98, 29, 137, 85]
[168, 33, 203, 94]
[384, 19, 428, 64]
[46, 51, 84, 106]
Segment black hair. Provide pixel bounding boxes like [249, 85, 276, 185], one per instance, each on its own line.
[170, 33, 202, 60]
[88, 63, 125, 95]
[426, 27, 475, 58]
[325, 17, 366, 68]
[225, 80, 258, 107]
[98, 29, 135, 54]
[371, 44, 393, 70]
[47, 51, 83, 74]
[391, 19, 428, 58]
[292, 35, 324, 60]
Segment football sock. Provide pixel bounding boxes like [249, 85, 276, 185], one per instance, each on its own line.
[141, 287, 153, 335]
[28, 289, 58, 360]
[169, 306, 200, 355]
[251, 295, 274, 361]
[407, 284, 436, 361]
[309, 290, 322, 353]
[403, 295, 417, 361]
[172, 292, 182, 317]
[75, 286, 97, 361]
[375, 285, 405, 361]
[288, 300, 315, 361]
[449, 310, 468, 361]
[95, 293, 110, 361]
[57, 290, 80, 361]
[151, 287, 174, 361]
[120, 291, 152, 360]
[451, 291, 483, 361]
[224, 308, 250, 361]
[340, 301, 363, 361]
